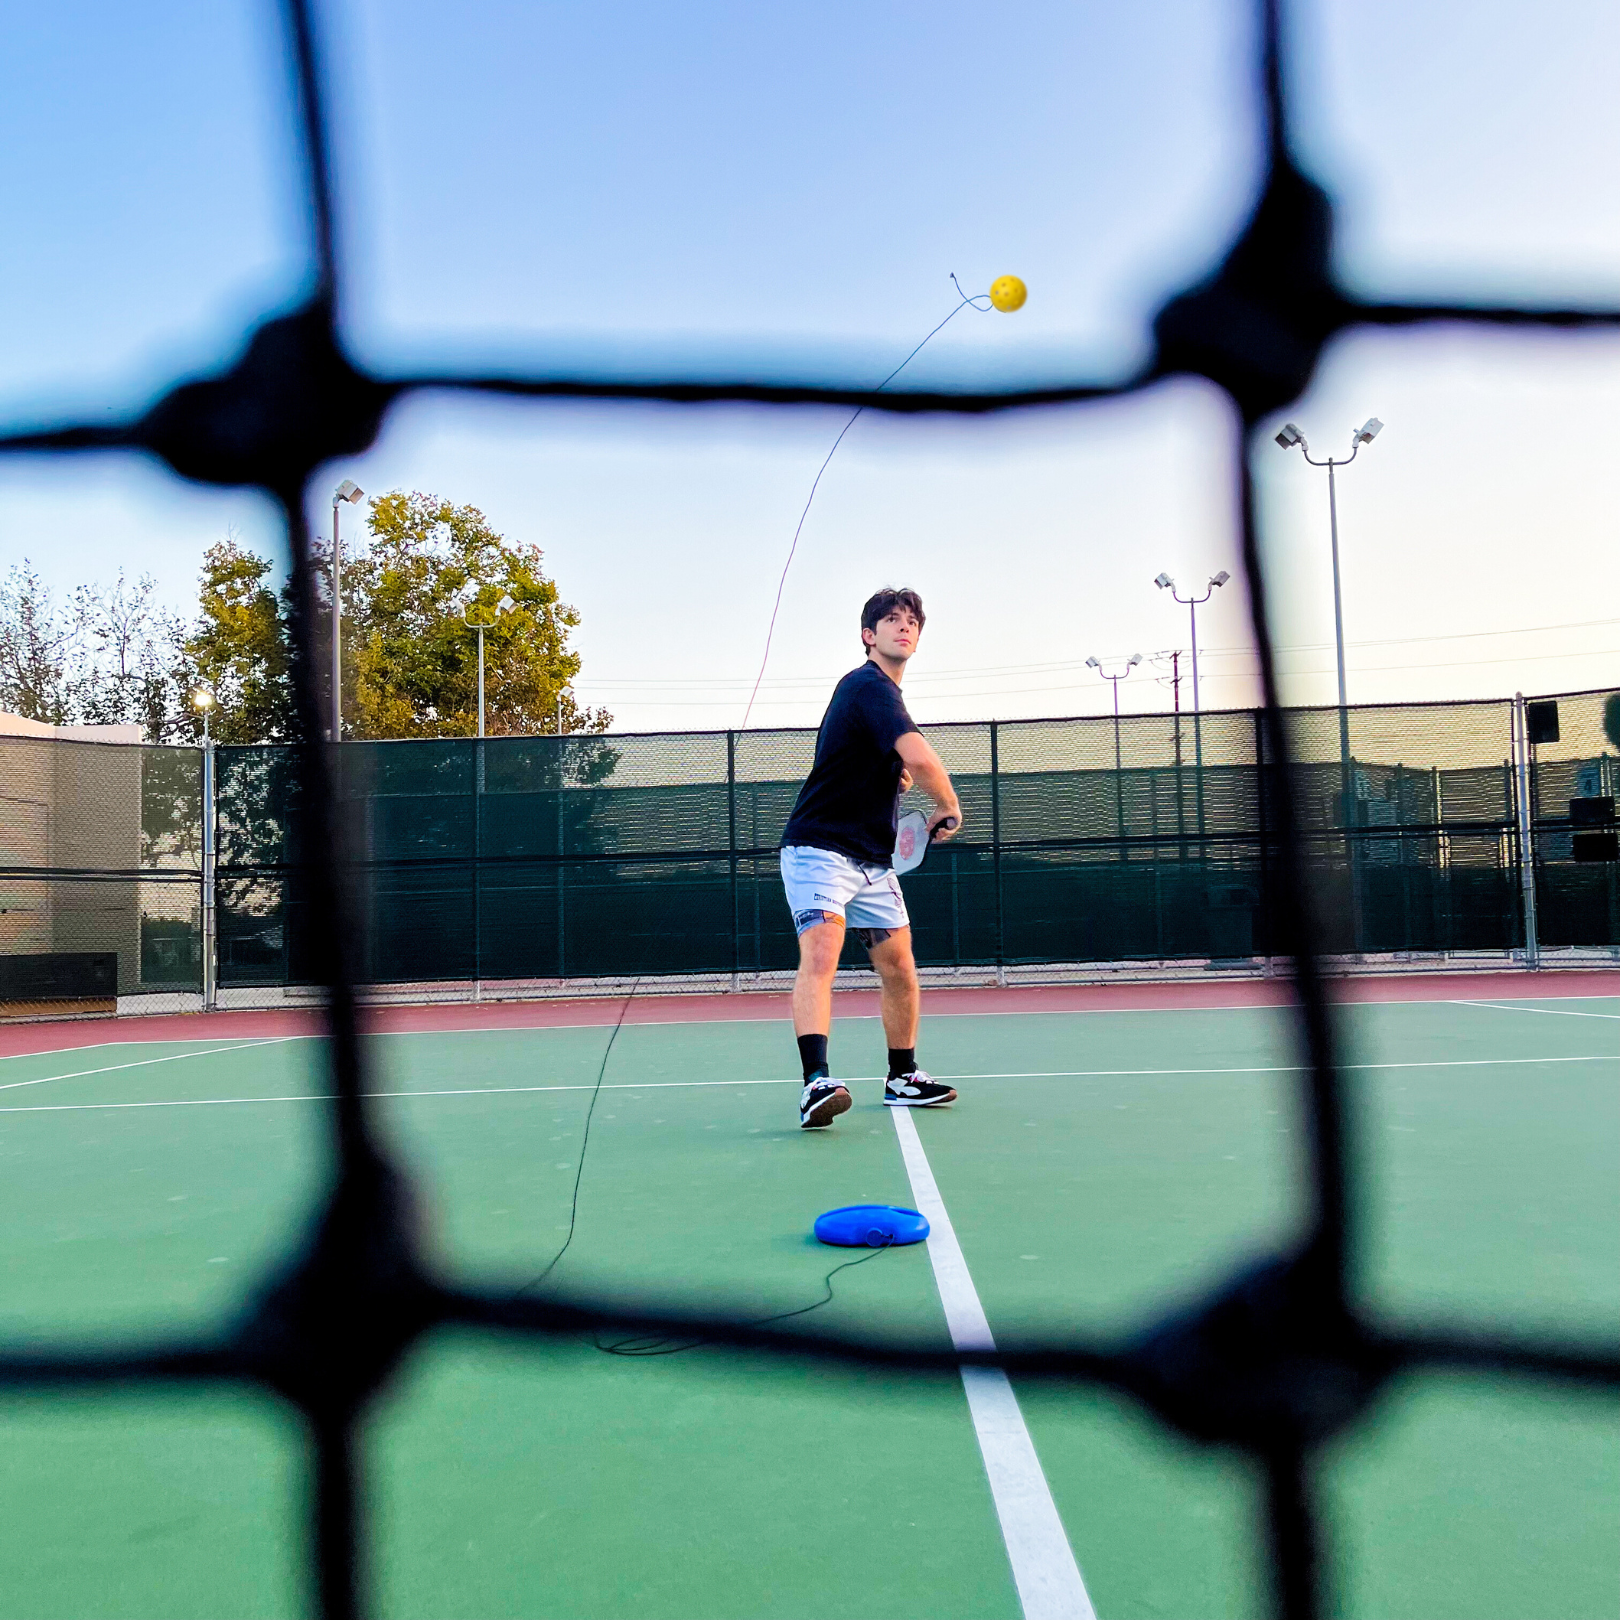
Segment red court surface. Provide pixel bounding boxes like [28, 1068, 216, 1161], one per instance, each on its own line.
[3, 967, 1616, 1059]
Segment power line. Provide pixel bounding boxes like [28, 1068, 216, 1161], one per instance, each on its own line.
[575, 615, 1620, 693]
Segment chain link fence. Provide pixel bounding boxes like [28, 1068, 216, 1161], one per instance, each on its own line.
[5, 688, 1613, 1014]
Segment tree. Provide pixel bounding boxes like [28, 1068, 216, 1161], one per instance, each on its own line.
[180, 536, 297, 744]
[333, 491, 609, 739]
[0, 562, 75, 723]
[74, 572, 189, 738]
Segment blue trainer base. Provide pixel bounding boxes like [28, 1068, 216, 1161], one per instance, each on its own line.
[814, 1204, 930, 1248]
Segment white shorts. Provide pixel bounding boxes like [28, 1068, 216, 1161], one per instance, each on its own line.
[780, 844, 910, 942]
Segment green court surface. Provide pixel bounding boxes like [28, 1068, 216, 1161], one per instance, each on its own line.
[1, 995, 1616, 1619]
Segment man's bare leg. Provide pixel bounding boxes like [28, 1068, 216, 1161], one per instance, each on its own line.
[793, 917, 851, 1127]
[869, 925, 956, 1105]
[792, 917, 844, 1036]
[866, 926, 919, 1048]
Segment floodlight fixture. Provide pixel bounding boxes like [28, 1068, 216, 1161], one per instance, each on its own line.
[1154, 572, 1174, 590]
[1353, 417, 1382, 446]
[334, 479, 364, 504]
[498, 593, 515, 613]
[1275, 422, 1306, 451]
[1211, 570, 1231, 588]
[1085, 656, 1100, 670]
[1128, 653, 1143, 667]
[191, 686, 216, 747]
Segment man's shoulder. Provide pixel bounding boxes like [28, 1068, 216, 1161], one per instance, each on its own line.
[835, 662, 881, 690]
[826, 663, 882, 706]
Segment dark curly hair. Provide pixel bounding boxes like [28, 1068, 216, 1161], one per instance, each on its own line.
[860, 587, 925, 656]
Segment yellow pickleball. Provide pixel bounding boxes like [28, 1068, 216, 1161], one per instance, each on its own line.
[989, 274, 1027, 312]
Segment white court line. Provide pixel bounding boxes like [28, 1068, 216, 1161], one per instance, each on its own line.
[1, 1052, 1613, 1116]
[889, 1106, 1095, 1620]
[1453, 1000, 1620, 1021]
[0, 1038, 298, 1094]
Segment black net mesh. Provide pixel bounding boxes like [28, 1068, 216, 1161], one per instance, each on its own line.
[1, 3, 1617, 1617]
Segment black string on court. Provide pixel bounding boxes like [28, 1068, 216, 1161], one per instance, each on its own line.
[2, 3, 1617, 1617]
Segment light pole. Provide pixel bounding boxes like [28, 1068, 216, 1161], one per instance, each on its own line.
[1275, 416, 1382, 952]
[1273, 418, 1382, 717]
[330, 479, 364, 740]
[1153, 570, 1229, 721]
[1087, 653, 1141, 840]
[1154, 570, 1229, 836]
[463, 594, 515, 738]
[191, 687, 216, 1011]
[460, 592, 514, 1000]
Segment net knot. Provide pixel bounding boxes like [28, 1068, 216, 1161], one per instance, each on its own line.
[1124, 1248, 1396, 1453]
[136, 300, 394, 490]
[1151, 156, 1347, 420]
[230, 1151, 440, 1424]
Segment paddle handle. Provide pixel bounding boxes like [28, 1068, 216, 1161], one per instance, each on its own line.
[929, 814, 960, 843]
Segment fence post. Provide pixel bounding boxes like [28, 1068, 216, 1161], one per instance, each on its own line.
[555, 737, 567, 980]
[201, 736, 217, 1011]
[1512, 692, 1540, 967]
[991, 721, 1004, 984]
[1252, 707, 1269, 966]
[472, 737, 483, 1003]
[727, 730, 739, 990]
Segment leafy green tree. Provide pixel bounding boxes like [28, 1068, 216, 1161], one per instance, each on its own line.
[181, 537, 297, 743]
[0, 562, 75, 723]
[335, 491, 609, 739]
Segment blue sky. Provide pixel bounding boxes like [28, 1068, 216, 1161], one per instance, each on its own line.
[1, 0, 1615, 730]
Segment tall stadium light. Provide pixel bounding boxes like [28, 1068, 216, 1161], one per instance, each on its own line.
[1153, 570, 1228, 719]
[463, 593, 516, 739]
[1273, 417, 1384, 715]
[330, 479, 364, 740]
[1154, 571, 1228, 836]
[1276, 417, 1385, 955]
[1090, 655, 1141, 837]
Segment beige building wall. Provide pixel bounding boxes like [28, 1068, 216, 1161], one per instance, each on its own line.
[0, 714, 149, 995]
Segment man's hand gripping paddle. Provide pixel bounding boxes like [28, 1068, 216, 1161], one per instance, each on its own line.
[893, 809, 960, 876]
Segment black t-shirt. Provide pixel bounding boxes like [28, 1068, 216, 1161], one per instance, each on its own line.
[780, 661, 918, 864]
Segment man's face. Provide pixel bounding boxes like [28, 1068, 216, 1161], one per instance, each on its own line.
[865, 607, 921, 663]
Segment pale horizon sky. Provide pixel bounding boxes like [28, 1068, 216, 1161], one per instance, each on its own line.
[1, 0, 1615, 734]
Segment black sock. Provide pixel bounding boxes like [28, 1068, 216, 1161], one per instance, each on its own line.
[887, 1047, 917, 1081]
[798, 1033, 830, 1083]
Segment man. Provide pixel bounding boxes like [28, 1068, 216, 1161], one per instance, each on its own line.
[779, 587, 963, 1129]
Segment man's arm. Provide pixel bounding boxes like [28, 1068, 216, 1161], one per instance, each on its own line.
[895, 731, 962, 841]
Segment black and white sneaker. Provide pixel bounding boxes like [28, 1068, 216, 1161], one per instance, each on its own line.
[883, 1069, 957, 1108]
[800, 1078, 852, 1129]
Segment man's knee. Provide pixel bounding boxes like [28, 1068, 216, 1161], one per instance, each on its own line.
[867, 927, 916, 978]
[796, 916, 845, 975]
